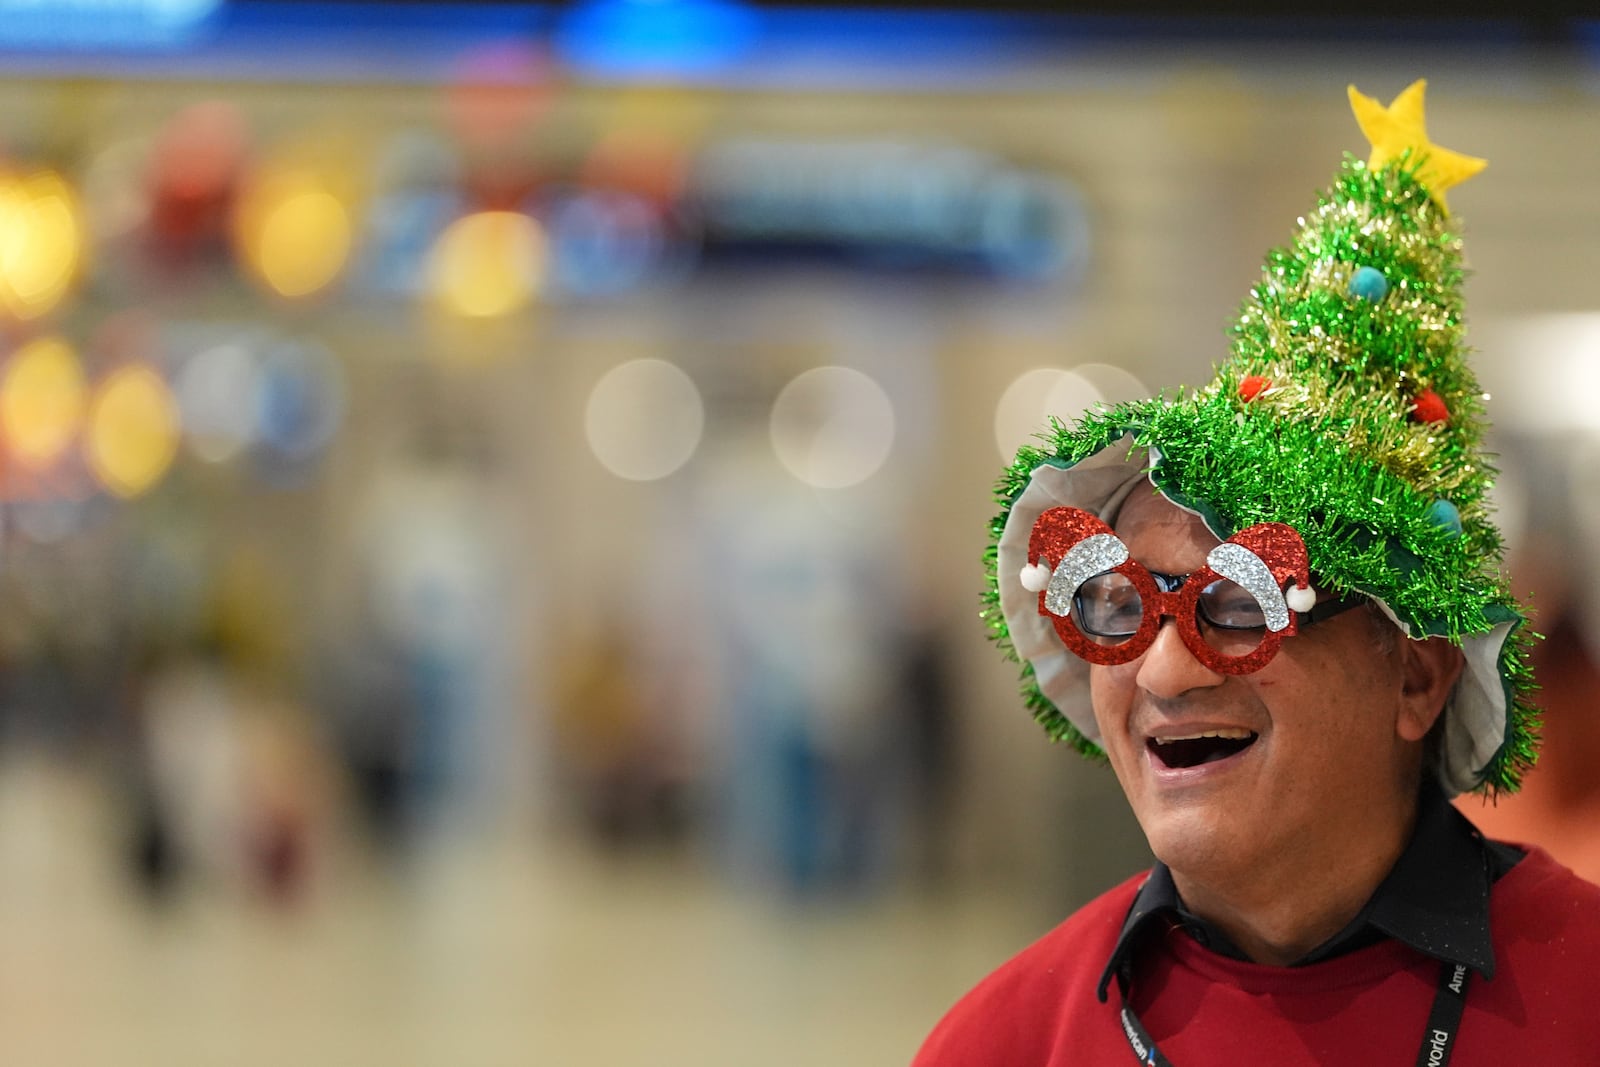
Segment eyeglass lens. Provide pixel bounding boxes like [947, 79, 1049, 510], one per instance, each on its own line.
[1074, 571, 1268, 658]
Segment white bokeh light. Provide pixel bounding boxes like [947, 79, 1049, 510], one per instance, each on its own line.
[994, 367, 1104, 461]
[585, 358, 705, 481]
[175, 341, 262, 463]
[1070, 362, 1149, 409]
[769, 366, 895, 489]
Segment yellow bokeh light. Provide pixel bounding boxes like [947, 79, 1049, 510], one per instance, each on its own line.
[259, 189, 351, 297]
[427, 210, 546, 318]
[236, 170, 353, 299]
[85, 364, 181, 499]
[0, 171, 85, 320]
[1, 336, 87, 466]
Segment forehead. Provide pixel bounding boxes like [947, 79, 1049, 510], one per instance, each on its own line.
[1112, 489, 1221, 571]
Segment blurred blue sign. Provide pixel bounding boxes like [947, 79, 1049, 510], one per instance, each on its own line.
[0, 0, 222, 48]
[692, 139, 1090, 282]
[555, 0, 761, 77]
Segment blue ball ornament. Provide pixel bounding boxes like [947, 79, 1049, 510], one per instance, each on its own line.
[1348, 266, 1389, 303]
[1427, 499, 1463, 537]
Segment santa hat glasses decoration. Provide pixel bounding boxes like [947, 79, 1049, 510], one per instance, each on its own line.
[1022, 506, 1366, 675]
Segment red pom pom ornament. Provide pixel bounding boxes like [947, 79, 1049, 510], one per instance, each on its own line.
[1238, 375, 1271, 402]
[1411, 389, 1450, 424]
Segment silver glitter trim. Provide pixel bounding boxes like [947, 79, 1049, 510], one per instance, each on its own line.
[1206, 542, 1290, 632]
[1044, 533, 1128, 617]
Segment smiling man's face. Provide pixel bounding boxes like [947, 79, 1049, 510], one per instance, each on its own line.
[1088, 488, 1420, 888]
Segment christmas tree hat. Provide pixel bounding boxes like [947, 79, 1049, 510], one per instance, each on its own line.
[989, 80, 1536, 797]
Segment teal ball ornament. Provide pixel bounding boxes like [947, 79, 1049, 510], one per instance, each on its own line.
[1427, 499, 1463, 537]
[1349, 266, 1389, 303]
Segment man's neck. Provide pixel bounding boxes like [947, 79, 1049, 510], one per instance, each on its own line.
[1168, 793, 1421, 967]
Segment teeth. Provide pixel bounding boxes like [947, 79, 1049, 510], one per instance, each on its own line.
[1153, 729, 1255, 744]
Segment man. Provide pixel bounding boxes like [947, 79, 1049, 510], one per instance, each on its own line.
[915, 80, 1600, 1066]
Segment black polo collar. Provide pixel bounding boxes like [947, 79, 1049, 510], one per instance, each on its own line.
[1095, 784, 1522, 1003]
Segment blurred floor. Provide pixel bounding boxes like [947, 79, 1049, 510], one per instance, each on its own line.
[0, 754, 1036, 1067]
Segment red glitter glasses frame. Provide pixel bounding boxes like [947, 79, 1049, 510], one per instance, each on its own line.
[1024, 506, 1315, 676]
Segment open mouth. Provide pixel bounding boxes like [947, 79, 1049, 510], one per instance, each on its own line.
[1148, 729, 1258, 770]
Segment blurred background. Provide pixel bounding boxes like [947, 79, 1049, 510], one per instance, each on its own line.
[1, 2, 1599, 1064]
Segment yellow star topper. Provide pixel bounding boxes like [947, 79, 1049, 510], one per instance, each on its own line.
[1348, 79, 1486, 216]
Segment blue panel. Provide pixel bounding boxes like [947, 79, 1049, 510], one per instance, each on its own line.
[554, 0, 763, 77]
[0, 0, 1564, 85]
[0, 0, 225, 49]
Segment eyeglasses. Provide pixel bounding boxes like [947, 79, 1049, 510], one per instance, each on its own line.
[1072, 568, 1365, 670]
[1023, 505, 1365, 675]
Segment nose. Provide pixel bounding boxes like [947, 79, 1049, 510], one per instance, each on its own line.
[1134, 616, 1225, 699]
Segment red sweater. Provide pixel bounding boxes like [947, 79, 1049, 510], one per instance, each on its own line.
[914, 846, 1600, 1065]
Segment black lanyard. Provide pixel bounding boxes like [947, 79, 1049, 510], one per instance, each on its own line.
[1117, 958, 1472, 1067]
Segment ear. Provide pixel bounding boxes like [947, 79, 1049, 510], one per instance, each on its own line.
[1395, 636, 1465, 743]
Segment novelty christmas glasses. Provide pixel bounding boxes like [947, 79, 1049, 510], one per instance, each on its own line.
[1019, 507, 1361, 674]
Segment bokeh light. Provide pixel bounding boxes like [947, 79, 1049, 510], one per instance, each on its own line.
[1070, 362, 1149, 408]
[236, 170, 354, 298]
[175, 341, 262, 463]
[581, 126, 691, 207]
[993, 367, 1105, 461]
[261, 188, 351, 297]
[769, 366, 895, 489]
[1, 336, 88, 467]
[555, 0, 761, 79]
[147, 100, 250, 253]
[545, 190, 665, 298]
[584, 358, 704, 481]
[254, 339, 345, 465]
[427, 210, 547, 318]
[13, 496, 94, 545]
[80, 137, 154, 243]
[0, 170, 86, 320]
[85, 363, 181, 498]
[446, 41, 554, 147]
[363, 130, 463, 297]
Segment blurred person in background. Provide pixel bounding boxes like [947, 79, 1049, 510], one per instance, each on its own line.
[122, 635, 331, 908]
[915, 81, 1600, 1066]
[551, 616, 692, 850]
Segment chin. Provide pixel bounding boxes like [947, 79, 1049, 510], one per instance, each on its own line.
[1147, 834, 1222, 877]
[1136, 806, 1238, 876]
